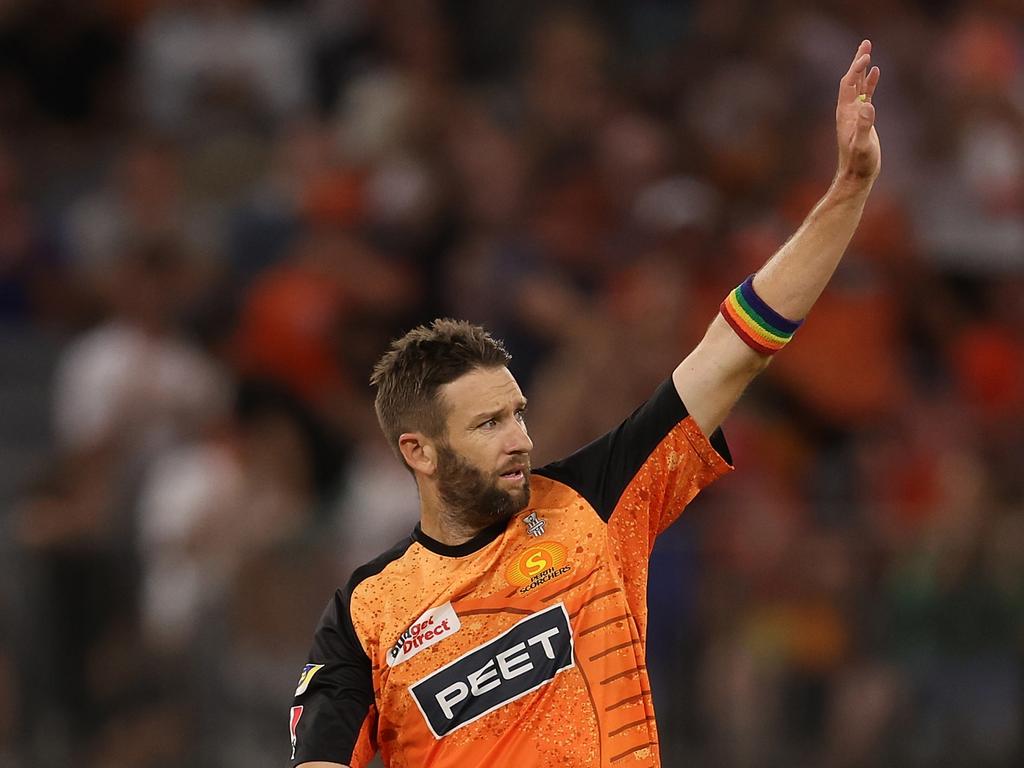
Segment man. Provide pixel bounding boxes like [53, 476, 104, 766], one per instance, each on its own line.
[289, 41, 881, 767]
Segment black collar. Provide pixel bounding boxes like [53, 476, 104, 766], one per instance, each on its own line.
[412, 517, 509, 557]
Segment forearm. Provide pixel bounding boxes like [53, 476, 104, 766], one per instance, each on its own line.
[674, 179, 874, 437]
[674, 40, 881, 438]
[752, 179, 874, 320]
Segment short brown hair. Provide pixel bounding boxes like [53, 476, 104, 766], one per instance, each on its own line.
[370, 319, 512, 458]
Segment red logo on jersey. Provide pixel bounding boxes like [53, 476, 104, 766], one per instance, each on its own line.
[289, 705, 303, 759]
[387, 602, 461, 667]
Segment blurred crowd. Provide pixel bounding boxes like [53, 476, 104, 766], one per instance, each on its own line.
[0, 1, 1022, 766]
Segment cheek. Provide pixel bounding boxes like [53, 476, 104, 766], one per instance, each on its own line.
[462, 438, 502, 471]
[445, 435, 484, 464]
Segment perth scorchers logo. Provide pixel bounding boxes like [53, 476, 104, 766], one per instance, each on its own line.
[505, 542, 571, 593]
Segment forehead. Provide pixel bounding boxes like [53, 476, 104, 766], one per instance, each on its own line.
[440, 367, 524, 418]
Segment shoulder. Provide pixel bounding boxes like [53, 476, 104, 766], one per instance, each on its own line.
[346, 534, 418, 600]
[315, 534, 418, 651]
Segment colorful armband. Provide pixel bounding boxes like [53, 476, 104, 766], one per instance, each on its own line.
[719, 275, 803, 355]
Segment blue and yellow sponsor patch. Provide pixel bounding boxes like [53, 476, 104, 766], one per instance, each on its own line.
[294, 663, 325, 696]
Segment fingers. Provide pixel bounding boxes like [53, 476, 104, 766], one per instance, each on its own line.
[842, 40, 871, 82]
[840, 40, 882, 108]
[864, 66, 881, 101]
[840, 40, 872, 102]
[843, 53, 870, 86]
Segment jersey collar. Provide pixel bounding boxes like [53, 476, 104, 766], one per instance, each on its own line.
[412, 517, 509, 558]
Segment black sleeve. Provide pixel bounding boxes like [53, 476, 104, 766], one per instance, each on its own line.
[290, 584, 375, 766]
[533, 378, 731, 521]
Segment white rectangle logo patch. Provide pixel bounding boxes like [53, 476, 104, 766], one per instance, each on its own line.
[387, 601, 461, 667]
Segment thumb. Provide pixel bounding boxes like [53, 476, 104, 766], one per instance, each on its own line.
[855, 101, 876, 143]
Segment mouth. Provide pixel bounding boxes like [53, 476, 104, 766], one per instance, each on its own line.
[499, 467, 528, 482]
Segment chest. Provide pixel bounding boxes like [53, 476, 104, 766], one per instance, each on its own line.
[364, 507, 627, 708]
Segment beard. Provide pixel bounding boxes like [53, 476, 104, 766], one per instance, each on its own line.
[435, 443, 531, 531]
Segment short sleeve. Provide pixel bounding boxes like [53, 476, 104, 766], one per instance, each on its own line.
[290, 588, 377, 767]
[534, 377, 732, 542]
[606, 407, 732, 554]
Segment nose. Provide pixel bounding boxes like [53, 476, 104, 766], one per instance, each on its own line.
[507, 419, 533, 455]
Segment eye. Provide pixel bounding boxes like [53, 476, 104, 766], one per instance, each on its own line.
[479, 418, 498, 429]
[514, 408, 527, 423]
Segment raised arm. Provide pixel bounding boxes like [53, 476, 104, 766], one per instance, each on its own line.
[674, 40, 882, 436]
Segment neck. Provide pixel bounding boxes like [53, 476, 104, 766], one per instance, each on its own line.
[419, 487, 492, 546]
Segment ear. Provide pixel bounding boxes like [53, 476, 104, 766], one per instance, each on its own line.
[398, 432, 437, 476]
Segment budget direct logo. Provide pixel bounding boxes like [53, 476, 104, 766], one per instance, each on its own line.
[409, 603, 574, 738]
[505, 541, 571, 593]
[387, 602, 461, 668]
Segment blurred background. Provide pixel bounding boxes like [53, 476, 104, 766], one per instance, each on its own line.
[0, 0, 1022, 766]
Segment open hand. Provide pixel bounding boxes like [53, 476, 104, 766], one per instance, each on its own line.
[836, 40, 881, 184]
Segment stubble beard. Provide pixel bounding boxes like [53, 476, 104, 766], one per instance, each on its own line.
[435, 443, 531, 533]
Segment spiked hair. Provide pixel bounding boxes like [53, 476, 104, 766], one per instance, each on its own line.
[370, 319, 512, 460]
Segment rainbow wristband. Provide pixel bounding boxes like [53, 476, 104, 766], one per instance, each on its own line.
[720, 275, 803, 355]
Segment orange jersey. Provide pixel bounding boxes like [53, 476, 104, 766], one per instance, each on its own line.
[290, 379, 732, 766]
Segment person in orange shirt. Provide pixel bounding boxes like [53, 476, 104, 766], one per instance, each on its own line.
[289, 41, 882, 767]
